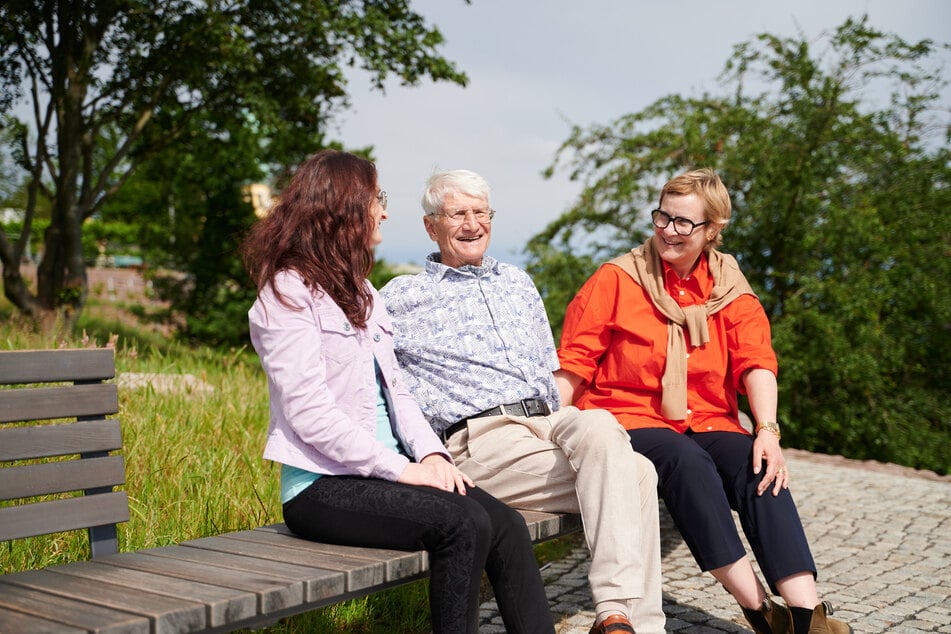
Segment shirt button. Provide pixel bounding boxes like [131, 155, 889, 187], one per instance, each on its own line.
[373, 333, 381, 342]
[707, 426, 713, 431]
[343, 323, 351, 331]
[687, 409, 692, 415]
[678, 290, 685, 296]
[685, 352, 690, 358]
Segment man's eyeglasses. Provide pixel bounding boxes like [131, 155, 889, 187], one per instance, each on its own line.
[438, 208, 495, 225]
[376, 190, 388, 210]
[651, 209, 709, 236]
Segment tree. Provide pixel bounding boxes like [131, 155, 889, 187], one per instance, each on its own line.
[96, 124, 408, 348]
[97, 110, 269, 347]
[529, 17, 950, 473]
[0, 0, 468, 330]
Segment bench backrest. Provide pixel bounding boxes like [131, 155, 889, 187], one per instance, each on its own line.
[0, 348, 129, 558]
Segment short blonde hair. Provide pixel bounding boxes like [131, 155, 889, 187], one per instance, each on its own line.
[659, 168, 731, 249]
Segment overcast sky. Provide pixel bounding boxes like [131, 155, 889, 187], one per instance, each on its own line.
[334, 1, 951, 267]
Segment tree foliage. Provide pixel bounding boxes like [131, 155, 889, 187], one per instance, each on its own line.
[529, 17, 950, 473]
[0, 0, 467, 331]
[95, 110, 267, 347]
[96, 120, 400, 348]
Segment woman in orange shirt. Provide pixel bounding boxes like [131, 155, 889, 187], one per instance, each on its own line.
[556, 169, 851, 634]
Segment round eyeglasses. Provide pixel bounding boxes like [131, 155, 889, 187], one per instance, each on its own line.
[376, 190, 388, 210]
[651, 209, 710, 236]
[438, 208, 495, 225]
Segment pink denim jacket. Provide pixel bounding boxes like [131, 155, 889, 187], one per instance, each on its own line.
[249, 270, 451, 481]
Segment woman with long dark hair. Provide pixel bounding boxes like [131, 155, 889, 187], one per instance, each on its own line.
[242, 149, 553, 633]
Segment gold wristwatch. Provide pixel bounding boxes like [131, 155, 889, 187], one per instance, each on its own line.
[755, 420, 781, 440]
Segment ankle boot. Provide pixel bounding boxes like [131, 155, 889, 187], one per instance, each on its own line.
[741, 596, 791, 634]
[790, 601, 853, 634]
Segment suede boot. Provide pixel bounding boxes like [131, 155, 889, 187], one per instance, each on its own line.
[790, 601, 853, 634]
[741, 596, 792, 634]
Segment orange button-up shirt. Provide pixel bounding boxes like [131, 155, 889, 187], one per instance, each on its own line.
[557, 255, 777, 434]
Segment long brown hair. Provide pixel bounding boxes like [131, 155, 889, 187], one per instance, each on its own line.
[241, 150, 377, 328]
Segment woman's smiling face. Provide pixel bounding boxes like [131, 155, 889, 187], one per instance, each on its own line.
[369, 188, 388, 247]
[651, 192, 717, 278]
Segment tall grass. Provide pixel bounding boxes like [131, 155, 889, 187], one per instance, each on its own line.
[0, 312, 433, 632]
[1, 302, 578, 632]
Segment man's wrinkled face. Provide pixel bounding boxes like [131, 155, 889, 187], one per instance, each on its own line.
[424, 191, 492, 268]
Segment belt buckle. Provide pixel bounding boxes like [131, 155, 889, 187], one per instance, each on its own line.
[519, 399, 533, 417]
[521, 398, 544, 417]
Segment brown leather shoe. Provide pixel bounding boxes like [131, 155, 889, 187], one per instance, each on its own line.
[589, 613, 636, 634]
[741, 596, 792, 634]
[807, 601, 853, 634]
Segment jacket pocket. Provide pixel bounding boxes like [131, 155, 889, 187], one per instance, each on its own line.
[317, 308, 360, 366]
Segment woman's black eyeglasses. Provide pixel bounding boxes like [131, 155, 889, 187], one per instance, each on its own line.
[651, 209, 709, 236]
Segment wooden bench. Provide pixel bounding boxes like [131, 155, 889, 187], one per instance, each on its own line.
[0, 348, 581, 633]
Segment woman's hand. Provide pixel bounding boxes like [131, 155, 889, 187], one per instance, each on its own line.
[743, 368, 787, 496]
[398, 454, 474, 494]
[752, 429, 789, 496]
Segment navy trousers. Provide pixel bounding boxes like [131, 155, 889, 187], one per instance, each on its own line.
[629, 428, 816, 593]
[283, 475, 554, 634]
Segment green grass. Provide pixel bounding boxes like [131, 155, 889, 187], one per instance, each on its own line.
[0, 312, 572, 632]
[0, 313, 437, 632]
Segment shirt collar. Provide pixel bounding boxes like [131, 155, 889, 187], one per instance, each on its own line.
[425, 252, 501, 281]
[662, 252, 711, 291]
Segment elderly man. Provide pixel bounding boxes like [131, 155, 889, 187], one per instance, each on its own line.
[380, 169, 665, 634]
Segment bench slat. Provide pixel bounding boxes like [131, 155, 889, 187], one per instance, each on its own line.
[179, 533, 390, 592]
[0, 418, 123, 461]
[143, 543, 347, 604]
[2, 568, 208, 634]
[255, 522, 429, 564]
[0, 383, 119, 423]
[50, 559, 259, 628]
[0, 579, 149, 634]
[518, 509, 583, 541]
[101, 551, 306, 616]
[0, 606, 88, 634]
[0, 349, 116, 384]
[221, 527, 427, 581]
[0, 455, 125, 500]
[0, 491, 130, 542]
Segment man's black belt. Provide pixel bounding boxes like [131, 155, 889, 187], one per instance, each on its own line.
[442, 398, 551, 441]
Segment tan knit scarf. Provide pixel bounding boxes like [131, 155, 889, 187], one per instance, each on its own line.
[609, 239, 755, 420]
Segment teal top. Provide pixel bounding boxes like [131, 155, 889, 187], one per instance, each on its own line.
[280, 359, 401, 504]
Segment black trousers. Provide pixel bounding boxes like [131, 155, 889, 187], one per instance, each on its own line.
[629, 428, 816, 593]
[283, 476, 554, 634]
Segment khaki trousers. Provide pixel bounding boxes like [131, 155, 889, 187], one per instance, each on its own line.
[447, 406, 665, 634]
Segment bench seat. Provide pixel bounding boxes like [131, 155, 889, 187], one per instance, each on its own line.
[0, 513, 581, 634]
[0, 345, 582, 633]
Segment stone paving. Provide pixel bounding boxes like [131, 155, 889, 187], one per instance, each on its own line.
[478, 449, 951, 633]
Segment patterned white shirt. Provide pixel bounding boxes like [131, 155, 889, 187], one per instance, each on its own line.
[380, 253, 560, 433]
